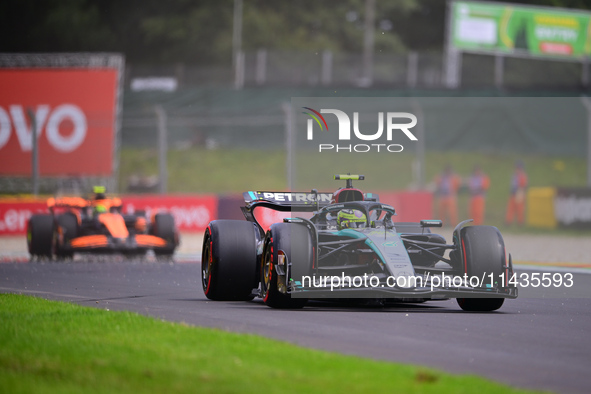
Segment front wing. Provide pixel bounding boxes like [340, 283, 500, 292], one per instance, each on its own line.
[290, 283, 518, 299]
[67, 234, 172, 253]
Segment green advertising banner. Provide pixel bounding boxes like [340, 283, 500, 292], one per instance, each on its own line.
[452, 1, 591, 58]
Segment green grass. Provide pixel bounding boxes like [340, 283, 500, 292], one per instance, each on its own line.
[0, 294, 541, 394]
[118, 148, 287, 194]
[119, 147, 587, 232]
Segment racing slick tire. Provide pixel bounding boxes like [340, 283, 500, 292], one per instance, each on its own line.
[456, 226, 506, 312]
[54, 213, 78, 259]
[261, 223, 311, 309]
[27, 214, 54, 258]
[152, 213, 177, 257]
[202, 220, 258, 301]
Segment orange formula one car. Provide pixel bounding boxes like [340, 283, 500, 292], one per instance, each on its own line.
[27, 187, 178, 259]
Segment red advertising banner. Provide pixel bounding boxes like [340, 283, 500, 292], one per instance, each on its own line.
[0, 69, 118, 176]
[0, 200, 47, 235]
[0, 193, 430, 236]
[121, 195, 218, 233]
[0, 195, 217, 235]
[377, 191, 433, 223]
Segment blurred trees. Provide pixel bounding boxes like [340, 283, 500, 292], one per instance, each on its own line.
[1, 0, 589, 65]
[0, 0, 430, 63]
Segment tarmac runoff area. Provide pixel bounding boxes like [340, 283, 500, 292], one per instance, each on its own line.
[2, 231, 591, 270]
[2, 231, 591, 393]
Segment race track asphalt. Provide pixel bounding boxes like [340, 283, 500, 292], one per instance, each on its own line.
[1, 259, 590, 394]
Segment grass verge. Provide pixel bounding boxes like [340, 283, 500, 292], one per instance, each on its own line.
[0, 294, 541, 394]
[119, 147, 588, 234]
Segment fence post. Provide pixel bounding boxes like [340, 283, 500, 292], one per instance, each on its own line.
[582, 58, 589, 88]
[256, 49, 267, 85]
[411, 100, 425, 189]
[26, 108, 39, 196]
[282, 102, 294, 189]
[407, 51, 418, 88]
[232, 0, 243, 69]
[234, 50, 245, 90]
[361, 0, 375, 87]
[154, 105, 168, 194]
[582, 97, 591, 187]
[495, 54, 504, 89]
[321, 50, 333, 86]
[443, 0, 461, 89]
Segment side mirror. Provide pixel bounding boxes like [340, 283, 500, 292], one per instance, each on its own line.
[420, 220, 443, 228]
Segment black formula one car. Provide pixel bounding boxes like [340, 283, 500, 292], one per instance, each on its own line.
[202, 175, 517, 311]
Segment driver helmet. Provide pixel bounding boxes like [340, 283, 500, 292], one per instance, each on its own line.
[337, 209, 367, 230]
[93, 185, 106, 200]
[94, 204, 107, 215]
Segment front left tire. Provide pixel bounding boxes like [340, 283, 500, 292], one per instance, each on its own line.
[27, 214, 54, 258]
[201, 220, 258, 301]
[456, 225, 506, 312]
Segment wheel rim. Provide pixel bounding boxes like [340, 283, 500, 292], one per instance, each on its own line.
[52, 228, 59, 257]
[202, 242, 213, 293]
[261, 242, 272, 300]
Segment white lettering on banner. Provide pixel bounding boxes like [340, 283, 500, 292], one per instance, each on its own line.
[45, 105, 87, 152]
[0, 107, 13, 149]
[10, 105, 50, 151]
[535, 26, 577, 42]
[170, 206, 211, 228]
[125, 204, 212, 230]
[554, 196, 591, 225]
[0, 209, 35, 232]
[0, 104, 88, 152]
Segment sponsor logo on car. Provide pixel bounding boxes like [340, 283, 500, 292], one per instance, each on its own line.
[249, 191, 333, 203]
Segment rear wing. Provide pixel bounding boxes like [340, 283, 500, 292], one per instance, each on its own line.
[243, 190, 379, 208]
[47, 197, 89, 210]
[243, 191, 333, 208]
[242, 190, 381, 238]
[47, 196, 124, 212]
[242, 191, 332, 238]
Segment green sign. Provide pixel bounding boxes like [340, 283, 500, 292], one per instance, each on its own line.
[452, 1, 591, 58]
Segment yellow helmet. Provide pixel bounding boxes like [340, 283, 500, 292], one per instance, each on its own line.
[94, 204, 107, 214]
[93, 185, 106, 200]
[337, 209, 367, 230]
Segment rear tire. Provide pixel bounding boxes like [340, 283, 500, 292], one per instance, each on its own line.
[261, 223, 311, 309]
[202, 220, 258, 301]
[456, 226, 506, 312]
[27, 214, 54, 258]
[152, 213, 177, 256]
[54, 213, 78, 259]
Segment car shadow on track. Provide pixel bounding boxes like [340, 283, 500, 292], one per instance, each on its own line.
[185, 298, 512, 314]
